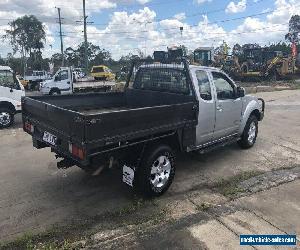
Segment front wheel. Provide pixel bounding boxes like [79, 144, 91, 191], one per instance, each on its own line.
[49, 89, 61, 95]
[238, 115, 258, 149]
[0, 109, 14, 128]
[135, 144, 175, 197]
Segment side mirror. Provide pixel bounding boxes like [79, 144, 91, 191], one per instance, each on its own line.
[54, 76, 60, 81]
[237, 86, 245, 98]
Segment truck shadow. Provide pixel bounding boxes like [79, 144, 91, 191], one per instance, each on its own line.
[1, 141, 248, 240]
[40, 143, 240, 213]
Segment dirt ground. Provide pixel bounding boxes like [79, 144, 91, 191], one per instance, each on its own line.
[0, 89, 299, 248]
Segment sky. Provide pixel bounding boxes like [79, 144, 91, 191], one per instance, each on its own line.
[0, 0, 299, 59]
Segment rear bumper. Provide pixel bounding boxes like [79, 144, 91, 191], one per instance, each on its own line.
[23, 117, 90, 167]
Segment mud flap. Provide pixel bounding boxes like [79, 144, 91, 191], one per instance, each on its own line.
[123, 165, 135, 187]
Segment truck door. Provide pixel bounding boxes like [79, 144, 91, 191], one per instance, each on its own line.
[191, 69, 215, 145]
[211, 71, 242, 140]
[0, 70, 24, 108]
[54, 69, 72, 94]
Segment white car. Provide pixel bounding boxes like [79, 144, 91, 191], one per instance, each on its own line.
[0, 66, 25, 128]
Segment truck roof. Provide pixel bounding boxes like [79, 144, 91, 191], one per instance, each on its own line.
[139, 63, 221, 72]
[0, 65, 12, 71]
[92, 65, 108, 68]
[189, 65, 221, 72]
[194, 47, 214, 51]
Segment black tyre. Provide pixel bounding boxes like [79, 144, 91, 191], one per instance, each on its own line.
[268, 70, 278, 82]
[135, 144, 175, 197]
[49, 89, 61, 95]
[242, 64, 248, 74]
[238, 115, 258, 149]
[0, 108, 14, 128]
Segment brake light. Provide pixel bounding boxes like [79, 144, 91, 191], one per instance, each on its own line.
[69, 143, 85, 160]
[24, 121, 34, 133]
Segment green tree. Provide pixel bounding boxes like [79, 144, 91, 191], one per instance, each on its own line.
[6, 53, 23, 75]
[268, 42, 291, 55]
[63, 42, 112, 69]
[51, 53, 64, 71]
[4, 15, 46, 75]
[4, 15, 46, 55]
[285, 15, 300, 44]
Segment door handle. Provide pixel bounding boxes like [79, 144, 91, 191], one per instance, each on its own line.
[216, 106, 223, 112]
[67, 81, 70, 84]
[10, 88, 13, 93]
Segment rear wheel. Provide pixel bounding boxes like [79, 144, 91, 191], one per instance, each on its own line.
[0, 108, 14, 128]
[268, 70, 278, 82]
[135, 144, 175, 197]
[238, 115, 258, 149]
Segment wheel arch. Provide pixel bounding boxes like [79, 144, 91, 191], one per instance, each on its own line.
[0, 101, 16, 113]
[239, 100, 261, 135]
[50, 88, 61, 95]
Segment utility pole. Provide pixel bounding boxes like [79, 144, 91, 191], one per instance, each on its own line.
[83, 0, 88, 72]
[57, 7, 64, 66]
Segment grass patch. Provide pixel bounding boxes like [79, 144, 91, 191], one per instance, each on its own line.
[0, 228, 75, 250]
[214, 170, 264, 199]
[0, 198, 164, 250]
[196, 202, 212, 212]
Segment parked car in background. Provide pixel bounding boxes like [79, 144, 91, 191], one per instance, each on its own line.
[0, 66, 25, 128]
[24, 70, 51, 90]
[90, 65, 115, 81]
[17, 75, 29, 89]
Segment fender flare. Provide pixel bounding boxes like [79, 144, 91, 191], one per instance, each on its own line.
[239, 100, 260, 135]
[0, 101, 17, 113]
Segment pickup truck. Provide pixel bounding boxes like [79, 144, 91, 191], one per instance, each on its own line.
[22, 59, 265, 197]
[24, 70, 51, 90]
[39, 67, 115, 95]
[0, 66, 25, 128]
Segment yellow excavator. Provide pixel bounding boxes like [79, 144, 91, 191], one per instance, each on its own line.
[239, 48, 296, 80]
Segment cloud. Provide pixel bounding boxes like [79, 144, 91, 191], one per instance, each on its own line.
[174, 12, 186, 21]
[226, 0, 247, 14]
[1, 0, 300, 59]
[136, 0, 152, 4]
[227, 0, 300, 46]
[194, 0, 212, 5]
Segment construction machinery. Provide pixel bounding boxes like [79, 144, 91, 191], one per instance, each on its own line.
[193, 47, 214, 66]
[153, 46, 187, 62]
[239, 48, 296, 80]
[193, 42, 229, 68]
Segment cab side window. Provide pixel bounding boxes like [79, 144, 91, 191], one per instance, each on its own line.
[0, 71, 19, 89]
[195, 70, 212, 101]
[212, 72, 235, 100]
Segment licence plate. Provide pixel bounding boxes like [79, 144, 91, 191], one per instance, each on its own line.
[43, 131, 57, 146]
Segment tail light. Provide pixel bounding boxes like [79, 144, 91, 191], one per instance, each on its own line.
[69, 143, 85, 160]
[24, 121, 34, 133]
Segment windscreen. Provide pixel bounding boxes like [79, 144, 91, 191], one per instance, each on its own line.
[0, 70, 17, 88]
[132, 67, 190, 95]
[92, 67, 104, 73]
